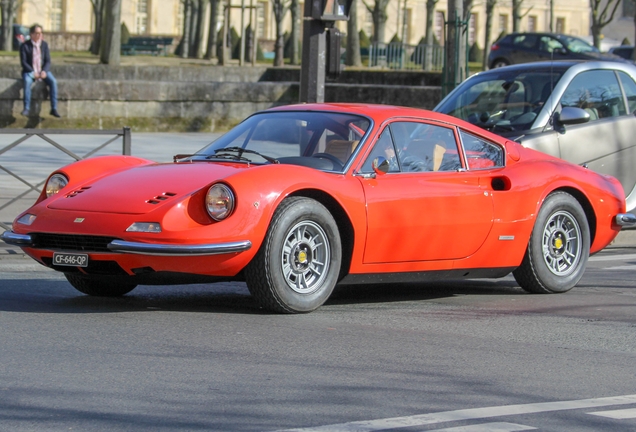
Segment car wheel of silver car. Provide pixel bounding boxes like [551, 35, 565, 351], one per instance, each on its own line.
[65, 273, 137, 297]
[245, 196, 342, 313]
[513, 192, 590, 294]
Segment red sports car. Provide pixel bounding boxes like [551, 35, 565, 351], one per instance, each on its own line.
[2, 104, 635, 313]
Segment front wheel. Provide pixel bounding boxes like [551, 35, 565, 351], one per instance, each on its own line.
[65, 273, 137, 297]
[513, 192, 590, 294]
[245, 197, 342, 313]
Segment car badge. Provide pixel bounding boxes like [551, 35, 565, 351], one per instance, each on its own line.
[74, 218, 85, 223]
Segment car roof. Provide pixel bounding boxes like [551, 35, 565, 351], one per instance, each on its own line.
[265, 103, 457, 123]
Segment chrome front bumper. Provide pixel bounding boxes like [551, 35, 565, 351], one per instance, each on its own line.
[616, 213, 636, 228]
[1, 230, 252, 256]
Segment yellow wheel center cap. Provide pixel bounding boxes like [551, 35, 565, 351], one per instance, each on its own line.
[554, 237, 563, 249]
[298, 250, 308, 264]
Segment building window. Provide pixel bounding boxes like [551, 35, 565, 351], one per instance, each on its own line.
[401, 8, 411, 43]
[136, 0, 148, 34]
[50, 0, 63, 31]
[257, 1, 267, 39]
[468, 13, 477, 45]
[435, 11, 445, 45]
[498, 14, 508, 36]
[556, 17, 565, 33]
[624, 0, 635, 18]
[364, 10, 373, 39]
[527, 15, 537, 32]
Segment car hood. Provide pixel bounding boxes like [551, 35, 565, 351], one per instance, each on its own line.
[47, 162, 245, 214]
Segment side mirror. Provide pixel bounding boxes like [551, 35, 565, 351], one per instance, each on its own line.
[372, 157, 390, 175]
[556, 107, 590, 125]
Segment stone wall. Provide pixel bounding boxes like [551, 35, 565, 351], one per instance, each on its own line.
[0, 65, 442, 131]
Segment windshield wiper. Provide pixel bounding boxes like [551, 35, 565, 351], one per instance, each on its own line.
[208, 146, 279, 164]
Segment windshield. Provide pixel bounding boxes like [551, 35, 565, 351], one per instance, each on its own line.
[188, 111, 371, 172]
[558, 35, 599, 53]
[436, 69, 565, 133]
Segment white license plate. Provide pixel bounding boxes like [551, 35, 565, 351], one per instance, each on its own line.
[52, 252, 89, 267]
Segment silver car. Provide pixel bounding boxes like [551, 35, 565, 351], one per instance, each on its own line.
[435, 60, 636, 213]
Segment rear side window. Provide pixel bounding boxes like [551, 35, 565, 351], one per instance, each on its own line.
[511, 34, 538, 49]
[560, 70, 627, 121]
[459, 130, 504, 170]
[618, 71, 636, 114]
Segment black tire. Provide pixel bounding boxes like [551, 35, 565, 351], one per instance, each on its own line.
[245, 196, 342, 313]
[513, 192, 590, 294]
[65, 273, 137, 297]
[490, 58, 509, 69]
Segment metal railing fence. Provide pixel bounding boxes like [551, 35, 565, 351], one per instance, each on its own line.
[367, 43, 444, 71]
[0, 128, 131, 231]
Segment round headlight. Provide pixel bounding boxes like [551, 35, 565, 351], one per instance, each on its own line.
[205, 184, 235, 221]
[45, 174, 68, 197]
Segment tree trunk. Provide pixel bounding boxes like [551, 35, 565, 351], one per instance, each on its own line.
[290, 0, 300, 65]
[0, 0, 19, 52]
[482, 0, 496, 70]
[346, 0, 362, 67]
[181, 0, 192, 58]
[444, 0, 465, 94]
[100, 0, 122, 65]
[205, 0, 219, 59]
[423, 0, 438, 70]
[189, 0, 200, 57]
[194, 0, 208, 58]
[273, 0, 287, 67]
[90, 0, 105, 55]
[372, 3, 388, 43]
[512, 0, 521, 32]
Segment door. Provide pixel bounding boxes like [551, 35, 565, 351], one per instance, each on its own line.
[556, 69, 636, 198]
[358, 122, 495, 264]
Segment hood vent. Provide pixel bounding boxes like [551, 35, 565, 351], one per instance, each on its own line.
[65, 186, 92, 198]
[147, 192, 177, 205]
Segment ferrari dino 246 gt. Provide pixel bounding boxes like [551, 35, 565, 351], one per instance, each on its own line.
[2, 104, 635, 313]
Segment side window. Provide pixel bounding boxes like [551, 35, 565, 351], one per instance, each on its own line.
[618, 71, 636, 114]
[459, 130, 504, 170]
[512, 34, 537, 49]
[560, 70, 627, 121]
[361, 128, 399, 173]
[403, 123, 462, 172]
[539, 36, 564, 53]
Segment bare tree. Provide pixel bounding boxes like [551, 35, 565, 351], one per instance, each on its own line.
[346, 0, 362, 66]
[0, 0, 22, 51]
[181, 0, 192, 58]
[482, 0, 497, 70]
[590, 0, 622, 49]
[88, 0, 105, 55]
[100, 0, 121, 65]
[361, 0, 390, 43]
[423, 0, 439, 70]
[290, 0, 300, 65]
[272, 0, 289, 66]
[512, 0, 532, 32]
[205, 0, 219, 59]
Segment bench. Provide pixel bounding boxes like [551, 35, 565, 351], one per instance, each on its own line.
[121, 37, 174, 56]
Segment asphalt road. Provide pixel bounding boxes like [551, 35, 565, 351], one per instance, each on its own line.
[1, 245, 635, 431]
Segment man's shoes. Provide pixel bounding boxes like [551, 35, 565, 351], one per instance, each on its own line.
[21, 109, 29, 116]
[50, 109, 61, 118]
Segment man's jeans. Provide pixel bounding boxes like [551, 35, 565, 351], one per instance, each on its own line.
[22, 71, 58, 111]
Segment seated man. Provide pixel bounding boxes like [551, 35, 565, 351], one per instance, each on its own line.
[20, 24, 60, 118]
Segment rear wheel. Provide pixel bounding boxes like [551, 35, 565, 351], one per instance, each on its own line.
[491, 59, 509, 68]
[513, 192, 590, 294]
[245, 197, 341, 313]
[65, 273, 137, 297]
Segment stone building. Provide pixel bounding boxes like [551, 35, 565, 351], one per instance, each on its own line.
[14, 0, 592, 54]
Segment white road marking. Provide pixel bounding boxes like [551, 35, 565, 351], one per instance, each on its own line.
[274, 394, 636, 432]
[430, 422, 536, 431]
[603, 265, 636, 271]
[588, 408, 636, 419]
[589, 253, 636, 262]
